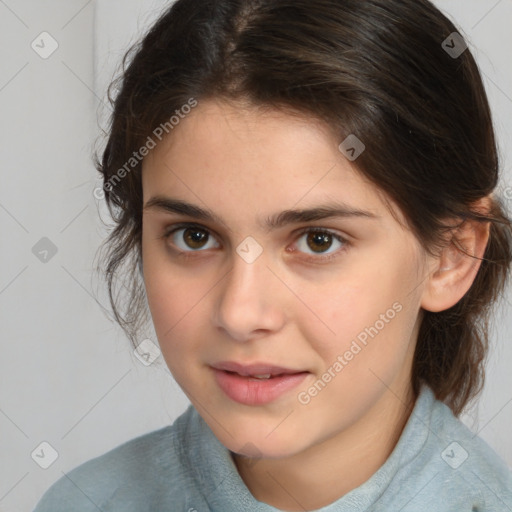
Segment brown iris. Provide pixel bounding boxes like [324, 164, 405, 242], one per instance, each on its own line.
[183, 227, 209, 249]
[306, 232, 333, 253]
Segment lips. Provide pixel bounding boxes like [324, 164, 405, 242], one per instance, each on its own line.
[211, 361, 310, 405]
[212, 361, 305, 377]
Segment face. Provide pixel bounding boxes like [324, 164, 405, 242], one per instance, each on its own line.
[141, 98, 430, 459]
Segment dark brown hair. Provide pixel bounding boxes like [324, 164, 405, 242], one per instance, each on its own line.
[94, 0, 512, 416]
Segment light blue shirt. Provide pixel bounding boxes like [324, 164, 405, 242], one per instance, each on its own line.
[33, 384, 512, 511]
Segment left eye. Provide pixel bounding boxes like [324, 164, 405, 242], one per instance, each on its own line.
[163, 224, 347, 260]
[294, 228, 346, 256]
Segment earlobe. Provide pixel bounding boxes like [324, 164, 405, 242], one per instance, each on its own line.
[420, 212, 491, 313]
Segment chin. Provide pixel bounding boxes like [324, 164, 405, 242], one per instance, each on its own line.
[208, 414, 313, 460]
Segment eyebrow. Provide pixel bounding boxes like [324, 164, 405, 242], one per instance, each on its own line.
[143, 196, 379, 231]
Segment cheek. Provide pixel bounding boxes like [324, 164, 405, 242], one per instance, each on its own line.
[141, 245, 204, 353]
[145, 272, 205, 343]
[300, 272, 394, 346]
[300, 250, 421, 372]
[144, 275, 207, 385]
[142, 230, 207, 327]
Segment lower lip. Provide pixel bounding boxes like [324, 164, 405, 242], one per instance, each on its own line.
[212, 369, 309, 405]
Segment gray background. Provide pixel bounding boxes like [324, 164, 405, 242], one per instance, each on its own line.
[0, 1, 511, 511]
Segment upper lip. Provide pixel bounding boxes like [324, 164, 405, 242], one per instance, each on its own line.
[211, 361, 307, 376]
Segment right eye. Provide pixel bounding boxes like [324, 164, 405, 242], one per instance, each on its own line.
[163, 223, 221, 252]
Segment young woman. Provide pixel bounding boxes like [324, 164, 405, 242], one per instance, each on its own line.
[34, 0, 512, 510]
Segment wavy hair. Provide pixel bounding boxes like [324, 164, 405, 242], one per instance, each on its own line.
[93, 0, 512, 416]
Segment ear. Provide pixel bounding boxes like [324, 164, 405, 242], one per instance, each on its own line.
[420, 198, 491, 313]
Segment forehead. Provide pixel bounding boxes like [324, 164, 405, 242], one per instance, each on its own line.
[144, 99, 340, 175]
[141, 99, 403, 229]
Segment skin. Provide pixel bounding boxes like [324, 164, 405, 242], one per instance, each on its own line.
[140, 98, 489, 510]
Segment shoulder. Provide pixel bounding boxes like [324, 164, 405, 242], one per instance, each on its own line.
[430, 393, 511, 474]
[32, 405, 200, 511]
[389, 385, 512, 511]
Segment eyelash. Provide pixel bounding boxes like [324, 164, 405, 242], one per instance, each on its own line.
[159, 222, 350, 263]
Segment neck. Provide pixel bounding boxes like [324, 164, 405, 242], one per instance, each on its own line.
[233, 383, 417, 511]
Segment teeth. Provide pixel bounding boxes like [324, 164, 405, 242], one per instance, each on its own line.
[252, 374, 272, 379]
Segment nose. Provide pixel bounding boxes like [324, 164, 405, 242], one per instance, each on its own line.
[213, 249, 286, 342]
